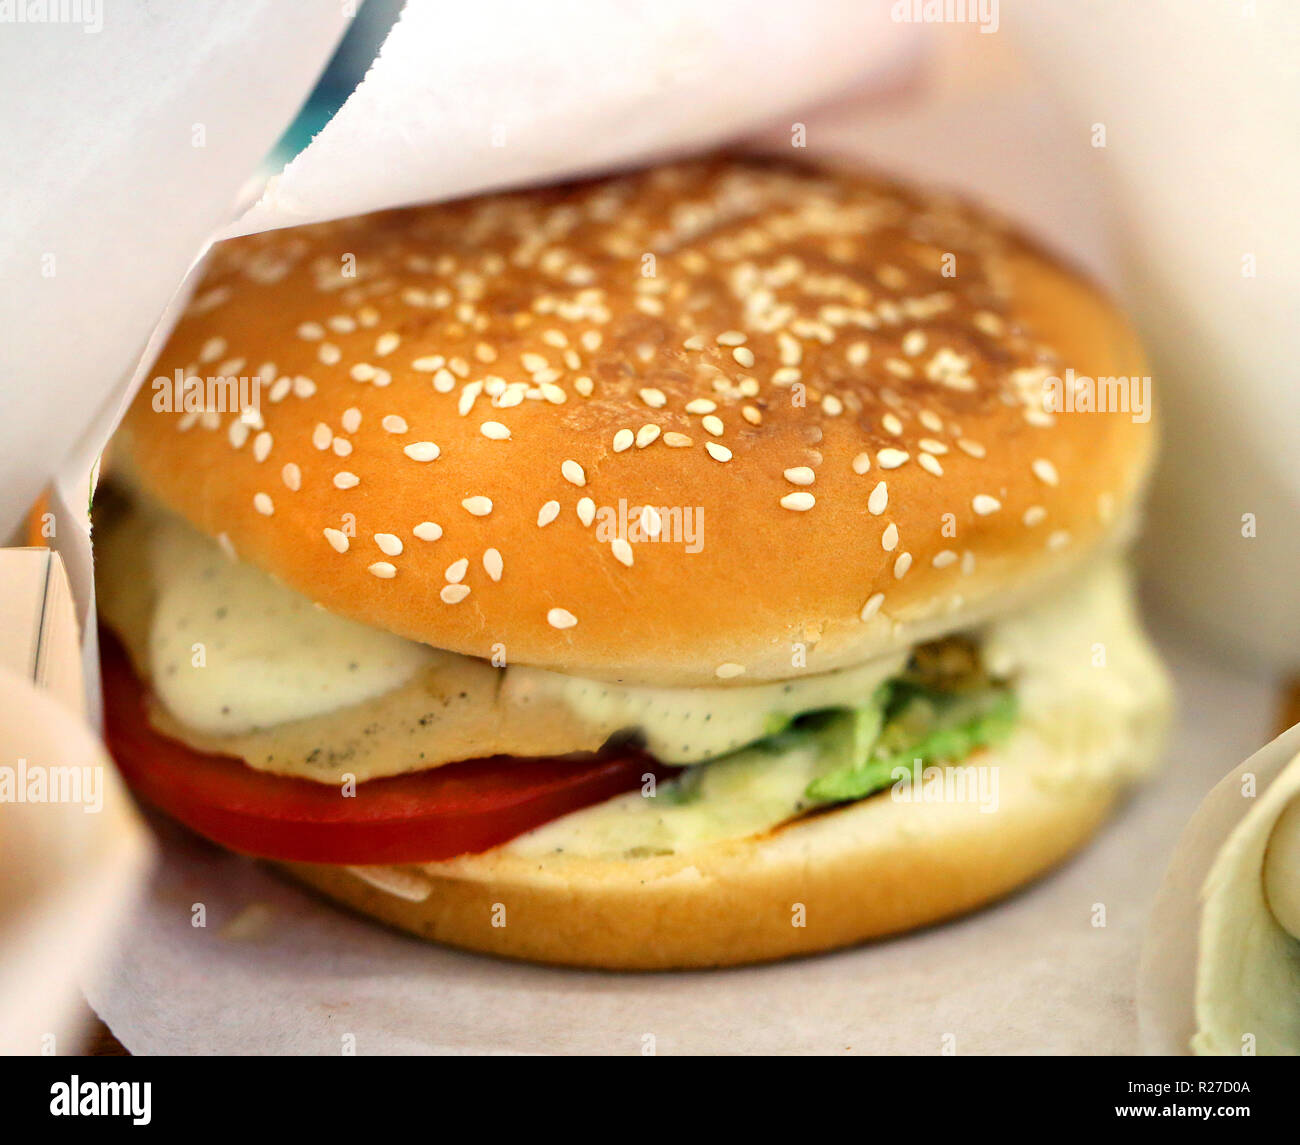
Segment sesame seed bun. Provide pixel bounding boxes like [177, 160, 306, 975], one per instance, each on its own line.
[277, 717, 1154, 970]
[117, 154, 1154, 687]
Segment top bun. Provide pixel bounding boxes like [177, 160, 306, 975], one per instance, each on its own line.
[117, 156, 1155, 686]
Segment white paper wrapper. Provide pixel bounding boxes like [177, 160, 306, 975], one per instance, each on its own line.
[1139, 724, 1300, 1056]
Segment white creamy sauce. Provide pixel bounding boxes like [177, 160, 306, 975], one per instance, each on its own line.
[505, 557, 1171, 859]
[126, 506, 904, 764]
[110, 503, 1171, 862]
[146, 516, 436, 735]
[502, 656, 904, 765]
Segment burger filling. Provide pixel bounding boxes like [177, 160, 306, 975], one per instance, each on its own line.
[95, 491, 1169, 860]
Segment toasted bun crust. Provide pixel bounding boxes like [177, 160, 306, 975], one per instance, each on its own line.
[119, 156, 1154, 685]
[278, 735, 1121, 969]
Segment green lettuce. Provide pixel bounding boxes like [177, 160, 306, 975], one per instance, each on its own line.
[805, 681, 1018, 804]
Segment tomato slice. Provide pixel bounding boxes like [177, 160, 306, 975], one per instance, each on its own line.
[100, 630, 674, 864]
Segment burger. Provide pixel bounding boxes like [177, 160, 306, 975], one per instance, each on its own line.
[93, 156, 1172, 969]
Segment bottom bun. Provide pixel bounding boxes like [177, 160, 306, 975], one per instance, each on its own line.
[276, 731, 1137, 969]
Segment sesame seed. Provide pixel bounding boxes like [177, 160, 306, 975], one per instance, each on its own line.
[375, 533, 403, 557]
[732, 346, 755, 368]
[561, 459, 586, 486]
[432, 368, 456, 392]
[882, 413, 904, 436]
[1023, 506, 1047, 527]
[902, 330, 927, 356]
[462, 496, 493, 517]
[281, 463, 301, 491]
[852, 452, 872, 475]
[685, 398, 717, 414]
[574, 376, 594, 396]
[613, 428, 634, 452]
[715, 663, 746, 679]
[403, 441, 440, 462]
[577, 497, 596, 526]
[375, 332, 400, 356]
[229, 421, 250, 449]
[369, 562, 397, 579]
[547, 608, 578, 630]
[932, 550, 958, 568]
[252, 431, 272, 462]
[868, 481, 888, 515]
[445, 558, 468, 583]
[1048, 530, 1072, 551]
[640, 506, 663, 537]
[1032, 458, 1059, 486]
[716, 330, 747, 346]
[333, 471, 360, 490]
[701, 415, 725, 436]
[894, 552, 913, 578]
[972, 494, 1001, 515]
[877, 448, 909, 469]
[636, 424, 661, 448]
[381, 414, 408, 433]
[413, 521, 443, 542]
[293, 376, 316, 398]
[312, 423, 332, 450]
[742, 406, 762, 425]
[611, 538, 634, 567]
[441, 583, 471, 604]
[318, 343, 341, 366]
[537, 500, 560, 527]
[918, 454, 943, 477]
[332, 438, 352, 457]
[859, 593, 885, 622]
[881, 523, 899, 552]
[342, 407, 362, 433]
[784, 466, 816, 486]
[957, 439, 987, 459]
[323, 528, 349, 553]
[483, 548, 503, 582]
[253, 492, 274, 516]
[705, 442, 732, 462]
[297, 323, 323, 341]
[822, 395, 844, 416]
[780, 491, 815, 511]
[412, 355, 444, 371]
[481, 421, 511, 440]
[663, 432, 692, 447]
[639, 387, 667, 409]
[351, 363, 376, 383]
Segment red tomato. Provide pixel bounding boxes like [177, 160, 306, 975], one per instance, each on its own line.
[100, 630, 673, 864]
